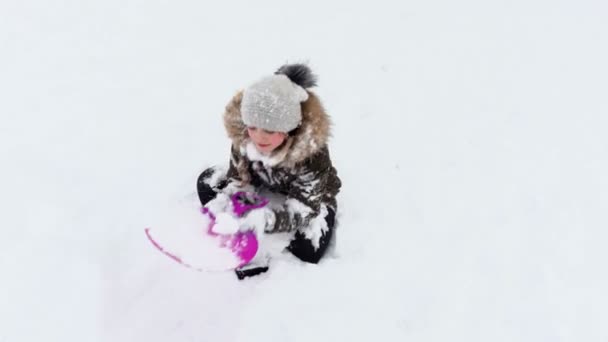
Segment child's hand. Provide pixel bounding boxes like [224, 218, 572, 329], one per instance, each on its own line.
[240, 206, 276, 235]
[204, 191, 275, 235]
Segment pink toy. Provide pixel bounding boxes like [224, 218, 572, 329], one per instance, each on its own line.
[145, 192, 269, 271]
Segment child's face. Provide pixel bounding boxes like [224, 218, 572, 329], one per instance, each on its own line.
[247, 127, 287, 154]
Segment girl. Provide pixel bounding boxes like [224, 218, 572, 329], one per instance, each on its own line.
[197, 64, 341, 279]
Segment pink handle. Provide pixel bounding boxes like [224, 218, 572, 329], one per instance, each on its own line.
[230, 192, 269, 217]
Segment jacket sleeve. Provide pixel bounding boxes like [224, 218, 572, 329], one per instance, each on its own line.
[270, 148, 341, 233]
[222, 144, 256, 195]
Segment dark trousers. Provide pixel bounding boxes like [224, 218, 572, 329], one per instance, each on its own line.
[197, 168, 335, 265]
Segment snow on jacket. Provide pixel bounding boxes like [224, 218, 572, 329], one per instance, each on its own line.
[221, 90, 341, 233]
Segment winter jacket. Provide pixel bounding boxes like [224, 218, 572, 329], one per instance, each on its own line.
[221, 90, 341, 233]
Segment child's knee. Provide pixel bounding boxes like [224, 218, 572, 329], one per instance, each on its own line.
[287, 225, 333, 264]
[197, 167, 224, 206]
[287, 233, 322, 264]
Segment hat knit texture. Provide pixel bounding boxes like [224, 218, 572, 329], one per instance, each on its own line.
[241, 64, 317, 133]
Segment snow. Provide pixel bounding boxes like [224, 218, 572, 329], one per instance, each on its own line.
[240, 206, 273, 235]
[207, 165, 228, 189]
[144, 201, 242, 272]
[1, 0, 608, 341]
[302, 204, 329, 249]
[213, 212, 240, 235]
[205, 193, 232, 216]
[244, 141, 283, 167]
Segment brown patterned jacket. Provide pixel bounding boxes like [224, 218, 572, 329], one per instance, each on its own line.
[221, 90, 341, 233]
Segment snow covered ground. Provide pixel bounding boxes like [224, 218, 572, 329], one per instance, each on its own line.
[1, 0, 607, 341]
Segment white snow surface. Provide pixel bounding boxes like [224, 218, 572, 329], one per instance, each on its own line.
[213, 212, 240, 235]
[1, 1, 608, 341]
[145, 202, 241, 271]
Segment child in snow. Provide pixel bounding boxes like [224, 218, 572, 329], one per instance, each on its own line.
[197, 64, 341, 279]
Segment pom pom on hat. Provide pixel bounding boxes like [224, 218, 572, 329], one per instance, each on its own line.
[276, 63, 317, 88]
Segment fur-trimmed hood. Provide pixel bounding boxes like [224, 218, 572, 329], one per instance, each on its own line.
[223, 90, 331, 168]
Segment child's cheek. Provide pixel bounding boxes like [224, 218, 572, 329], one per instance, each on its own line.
[269, 134, 285, 146]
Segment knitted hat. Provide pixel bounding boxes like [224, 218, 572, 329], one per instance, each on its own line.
[241, 64, 317, 133]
